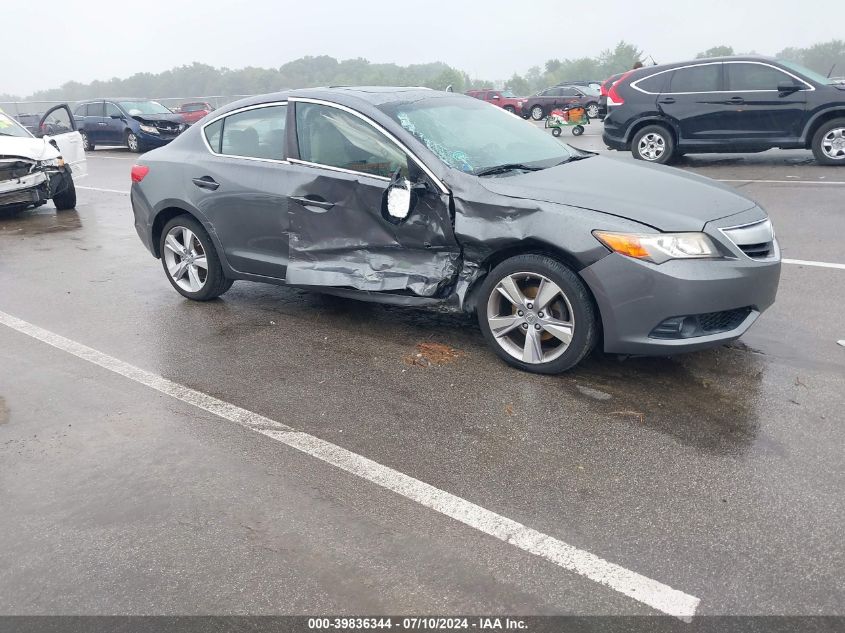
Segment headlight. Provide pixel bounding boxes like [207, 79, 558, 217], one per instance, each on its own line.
[593, 230, 719, 264]
[139, 124, 159, 135]
[37, 158, 64, 168]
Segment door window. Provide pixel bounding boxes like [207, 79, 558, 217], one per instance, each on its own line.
[558, 87, 579, 97]
[85, 102, 105, 117]
[668, 64, 722, 93]
[295, 102, 408, 178]
[105, 102, 122, 117]
[215, 104, 287, 160]
[41, 107, 74, 134]
[726, 63, 795, 91]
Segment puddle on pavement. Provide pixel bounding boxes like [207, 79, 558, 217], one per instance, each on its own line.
[0, 208, 82, 235]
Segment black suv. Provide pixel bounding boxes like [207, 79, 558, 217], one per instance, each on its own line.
[602, 56, 845, 165]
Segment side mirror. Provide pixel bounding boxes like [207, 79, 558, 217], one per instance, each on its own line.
[777, 82, 801, 95]
[382, 169, 423, 223]
[492, 94, 500, 100]
[110, 113, 124, 119]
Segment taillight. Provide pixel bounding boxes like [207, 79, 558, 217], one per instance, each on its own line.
[131, 164, 149, 183]
[608, 71, 635, 105]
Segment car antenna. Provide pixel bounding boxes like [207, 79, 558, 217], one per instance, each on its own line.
[827, 63, 836, 78]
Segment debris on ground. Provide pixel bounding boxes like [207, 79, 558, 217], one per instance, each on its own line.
[504, 403, 514, 416]
[610, 410, 645, 423]
[403, 342, 464, 367]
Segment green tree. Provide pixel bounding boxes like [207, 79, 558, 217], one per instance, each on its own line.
[696, 46, 735, 59]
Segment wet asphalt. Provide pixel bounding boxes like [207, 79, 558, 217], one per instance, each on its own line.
[1, 123, 843, 617]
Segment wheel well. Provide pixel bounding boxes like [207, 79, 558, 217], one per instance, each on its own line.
[151, 207, 195, 258]
[804, 110, 845, 148]
[626, 118, 677, 147]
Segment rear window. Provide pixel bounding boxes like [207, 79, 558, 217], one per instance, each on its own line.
[635, 72, 671, 93]
[669, 64, 722, 93]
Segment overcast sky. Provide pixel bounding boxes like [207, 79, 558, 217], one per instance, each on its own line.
[5, 0, 845, 96]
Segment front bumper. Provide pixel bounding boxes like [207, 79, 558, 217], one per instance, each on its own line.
[0, 169, 71, 209]
[580, 248, 781, 356]
[137, 130, 179, 148]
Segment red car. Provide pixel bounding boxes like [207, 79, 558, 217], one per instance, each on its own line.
[175, 101, 213, 125]
[465, 89, 526, 115]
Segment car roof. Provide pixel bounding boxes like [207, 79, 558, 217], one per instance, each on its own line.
[631, 55, 781, 76]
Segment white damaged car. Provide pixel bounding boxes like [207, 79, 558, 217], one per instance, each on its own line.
[1, 104, 86, 214]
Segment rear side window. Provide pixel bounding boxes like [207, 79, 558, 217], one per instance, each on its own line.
[669, 64, 722, 93]
[726, 63, 794, 91]
[635, 72, 671, 94]
[211, 104, 287, 160]
[85, 102, 105, 117]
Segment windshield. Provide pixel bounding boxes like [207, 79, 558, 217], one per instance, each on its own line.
[118, 100, 173, 116]
[778, 60, 836, 85]
[0, 111, 33, 138]
[379, 96, 574, 175]
[500, 90, 517, 97]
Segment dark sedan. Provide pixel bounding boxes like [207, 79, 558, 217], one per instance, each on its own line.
[522, 86, 600, 120]
[130, 88, 780, 373]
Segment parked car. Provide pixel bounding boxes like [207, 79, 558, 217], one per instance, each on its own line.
[73, 99, 187, 153]
[130, 87, 780, 374]
[0, 105, 86, 214]
[465, 89, 526, 115]
[597, 73, 623, 119]
[13, 113, 43, 135]
[556, 80, 603, 91]
[522, 86, 600, 120]
[175, 101, 213, 125]
[603, 55, 845, 165]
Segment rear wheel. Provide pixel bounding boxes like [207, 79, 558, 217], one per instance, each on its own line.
[552, 127, 562, 137]
[52, 175, 77, 210]
[80, 131, 94, 152]
[631, 124, 676, 164]
[477, 254, 598, 374]
[530, 105, 545, 121]
[811, 118, 845, 165]
[572, 125, 584, 136]
[586, 102, 599, 118]
[159, 215, 233, 301]
[504, 105, 516, 114]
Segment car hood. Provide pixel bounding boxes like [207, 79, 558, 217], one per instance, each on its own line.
[0, 136, 60, 161]
[131, 113, 184, 124]
[477, 156, 758, 232]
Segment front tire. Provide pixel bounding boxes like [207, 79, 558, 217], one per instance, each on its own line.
[126, 131, 141, 153]
[586, 102, 599, 118]
[159, 215, 233, 301]
[504, 105, 516, 114]
[52, 175, 77, 210]
[530, 105, 545, 121]
[631, 124, 676, 164]
[477, 254, 598, 374]
[80, 132, 94, 152]
[811, 118, 845, 165]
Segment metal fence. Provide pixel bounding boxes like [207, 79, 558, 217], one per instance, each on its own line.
[0, 96, 255, 118]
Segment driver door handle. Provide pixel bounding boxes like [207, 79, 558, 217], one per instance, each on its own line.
[289, 195, 335, 210]
[658, 97, 675, 104]
[728, 96, 745, 104]
[192, 176, 219, 191]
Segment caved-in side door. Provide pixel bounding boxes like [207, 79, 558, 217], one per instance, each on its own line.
[285, 100, 459, 297]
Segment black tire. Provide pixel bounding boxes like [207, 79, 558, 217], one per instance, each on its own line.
[811, 117, 845, 166]
[572, 126, 584, 136]
[530, 104, 545, 121]
[631, 124, 676, 164]
[126, 130, 141, 153]
[52, 175, 77, 210]
[552, 127, 562, 137]
[504, 105, 516, 114]
[476, 254, 598, 374]
[159, 215, 233, 301]
[80, 131, 94, 152]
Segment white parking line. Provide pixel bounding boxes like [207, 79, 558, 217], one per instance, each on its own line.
[77, 186, 129, 195]
[717, 179, 845, 186]
[783, 258, 845, 270]
[0, 308, 699, 620]
[86, 155, 133, 160]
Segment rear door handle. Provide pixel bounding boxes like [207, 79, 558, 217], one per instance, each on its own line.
[192, 176, 219, 191]
[728, 96, 745, 104]
[658, 97, 675, 104]
[289, 195, 335, 211]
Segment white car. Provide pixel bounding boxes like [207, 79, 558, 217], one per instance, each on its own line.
[0, 104, 86, 214]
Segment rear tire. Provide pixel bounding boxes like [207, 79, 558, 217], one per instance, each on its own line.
[530, 105, 545, 121]
[572, 126, 584, 136]
[586, 102, 599, 118]
[159, 215, 233, 301]
[811, 117, 845, 165]
[504, 105, 516, 114]
[80, 132, 94, 152]
[631, 124, 676, 164]
[126, 131, 141, 153]
[552, 127, 562, 137]
[477, 254, 598, 374]
[52, 176, 77, 210]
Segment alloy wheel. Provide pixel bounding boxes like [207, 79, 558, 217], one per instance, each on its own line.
[81, 132, 91, 151]
[163, 226, 208, 293]
[587, 104, 599, 118]
[638, 132, 666, 161]
[821, 127, 845, 160]
[531, 106, 544, 120]
[127, 133, 139, 152]
[486, 272, 575, 364]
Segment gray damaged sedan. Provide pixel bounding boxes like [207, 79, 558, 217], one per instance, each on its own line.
[130, 87, 780, 373]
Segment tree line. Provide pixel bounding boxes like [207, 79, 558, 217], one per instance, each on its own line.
[2, 39, 843, 104]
